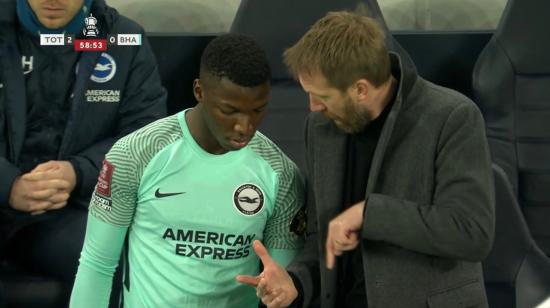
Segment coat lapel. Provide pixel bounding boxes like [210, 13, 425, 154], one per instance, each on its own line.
[314, 119, 348, 223]
[312, 118, 347, 304]
[365, 53, 411, 196]
[58, 51, 101, 156]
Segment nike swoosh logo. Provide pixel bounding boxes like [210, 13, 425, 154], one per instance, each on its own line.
[155, 188, 185, 198]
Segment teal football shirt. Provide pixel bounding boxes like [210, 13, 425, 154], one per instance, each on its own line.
[70, 109, 305, 308]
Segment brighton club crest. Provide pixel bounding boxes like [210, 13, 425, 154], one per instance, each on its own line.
[83, 14, 99, 37]
[233, 184, 265, 216]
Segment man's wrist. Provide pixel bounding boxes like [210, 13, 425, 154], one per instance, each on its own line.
[68, 158, 82, 194]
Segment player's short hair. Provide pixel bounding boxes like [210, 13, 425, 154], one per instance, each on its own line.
[200, 33, 271, 87]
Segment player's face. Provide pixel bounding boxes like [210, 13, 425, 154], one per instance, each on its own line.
[299, 72, 371, 134]
[194, 77, 270, 153]
[27, 0, 84, 29]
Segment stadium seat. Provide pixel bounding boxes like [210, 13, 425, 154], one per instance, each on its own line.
[483, 164, 550, 308]
[472, 0, 550, 255]
[230, 0, 412, 173]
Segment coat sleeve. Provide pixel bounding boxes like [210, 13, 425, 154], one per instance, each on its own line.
[0, 101, 21, 207]
[70, 33, 167, 202]
[361, 102, 495, 262]
[286, 115, 321, 308]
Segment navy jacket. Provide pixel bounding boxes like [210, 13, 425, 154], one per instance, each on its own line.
[0, 0, 167, 208]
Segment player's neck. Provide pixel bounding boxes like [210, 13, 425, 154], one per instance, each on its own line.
[186, 107, 226, 155]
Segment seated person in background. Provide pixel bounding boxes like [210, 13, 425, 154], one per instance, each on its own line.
[237, 10, 495, 308]
[70, 33, 305, 308]
[0, 0, 166, 303]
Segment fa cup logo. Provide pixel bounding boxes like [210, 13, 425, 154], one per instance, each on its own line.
[83, 14, 99, 37]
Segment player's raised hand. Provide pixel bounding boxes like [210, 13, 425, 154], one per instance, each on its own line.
[236, 240, 298, 308]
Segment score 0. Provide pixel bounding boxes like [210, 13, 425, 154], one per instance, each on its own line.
[107, 35, 118, 46]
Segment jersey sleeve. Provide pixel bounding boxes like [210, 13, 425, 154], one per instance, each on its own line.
[263, 161, 306, 266]
[70, 136, 142, 307]
[70, 215, 127, 308]
[89, 135, 141, 227]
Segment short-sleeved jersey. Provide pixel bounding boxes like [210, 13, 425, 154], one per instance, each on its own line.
[89, 110, 304, 307]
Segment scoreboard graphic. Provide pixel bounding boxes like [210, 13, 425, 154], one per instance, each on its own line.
[39, 13, 141, 51]
[40, 34, 142, 51]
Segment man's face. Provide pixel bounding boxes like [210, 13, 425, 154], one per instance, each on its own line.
[194, 77, 270, 153]
[299, 73, 371, 134]
[27, 0, 84, 29]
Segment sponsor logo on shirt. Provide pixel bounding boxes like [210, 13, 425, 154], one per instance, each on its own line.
[233, 184, 264, 216]
[91, 52, 116, 83]
[85, 89, 120, 103]
[163, 228, 255, 260]
[92, 193, 112, 211]
[154, 188, 185, 198]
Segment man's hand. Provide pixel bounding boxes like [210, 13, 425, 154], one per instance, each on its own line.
[30, 160, 77, 193]
[236, 240, 298, 308]
[325, 201, 365, 269]
[9, 161, 76, 215]
[9, 172, 71, 214]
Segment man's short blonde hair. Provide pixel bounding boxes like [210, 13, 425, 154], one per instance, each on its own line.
[284, 11, 391, 91]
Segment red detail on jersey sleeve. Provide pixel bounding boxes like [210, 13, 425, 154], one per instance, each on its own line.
[96, 160, 115, 197]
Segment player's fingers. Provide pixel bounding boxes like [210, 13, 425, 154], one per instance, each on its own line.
[21, 173, 70, 189]
[256, 277, 272, 298]
[24, 168, 64, 181]
[345, 232, 360, 250]
[347, 230, 359, 242]
[48, 192, 70, 203]
[31, 161, 54, 172]
[47, 201, 67, 210]
[266, 292, 286, 308]
[253, 240, 275, 267]
[30, 210, 47, 216]
[325, 234, 336, 270]
[34, 179, 71, 191]
[235, 275, 260, 287]
[22, 170, 55, 181]
[22, 172, 43, 181]
[28, 199, 52, 212]
[262, 288, 281, 307]
[26, 188, 58, 200]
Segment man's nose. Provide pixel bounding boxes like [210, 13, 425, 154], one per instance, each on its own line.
[234, 115, 253, 136]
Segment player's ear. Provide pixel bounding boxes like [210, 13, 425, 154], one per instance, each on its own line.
[193, 79, 203, 102]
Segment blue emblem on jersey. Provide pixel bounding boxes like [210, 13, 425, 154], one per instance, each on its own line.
[91, 52, 116, 83]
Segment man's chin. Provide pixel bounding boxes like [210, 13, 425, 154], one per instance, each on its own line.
[334, 121, 365, 134]
[226, 139, 249, 151]
[40, 18, 67, 29]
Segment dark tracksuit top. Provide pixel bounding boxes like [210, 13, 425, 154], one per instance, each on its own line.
[0, 0, 167, 215]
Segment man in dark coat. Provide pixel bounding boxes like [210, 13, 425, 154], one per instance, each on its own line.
[237, 10, 494, 308]
[0, 0, 166, 303]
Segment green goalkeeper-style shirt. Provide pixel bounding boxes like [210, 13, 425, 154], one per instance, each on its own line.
[70, 109, 305, 308]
